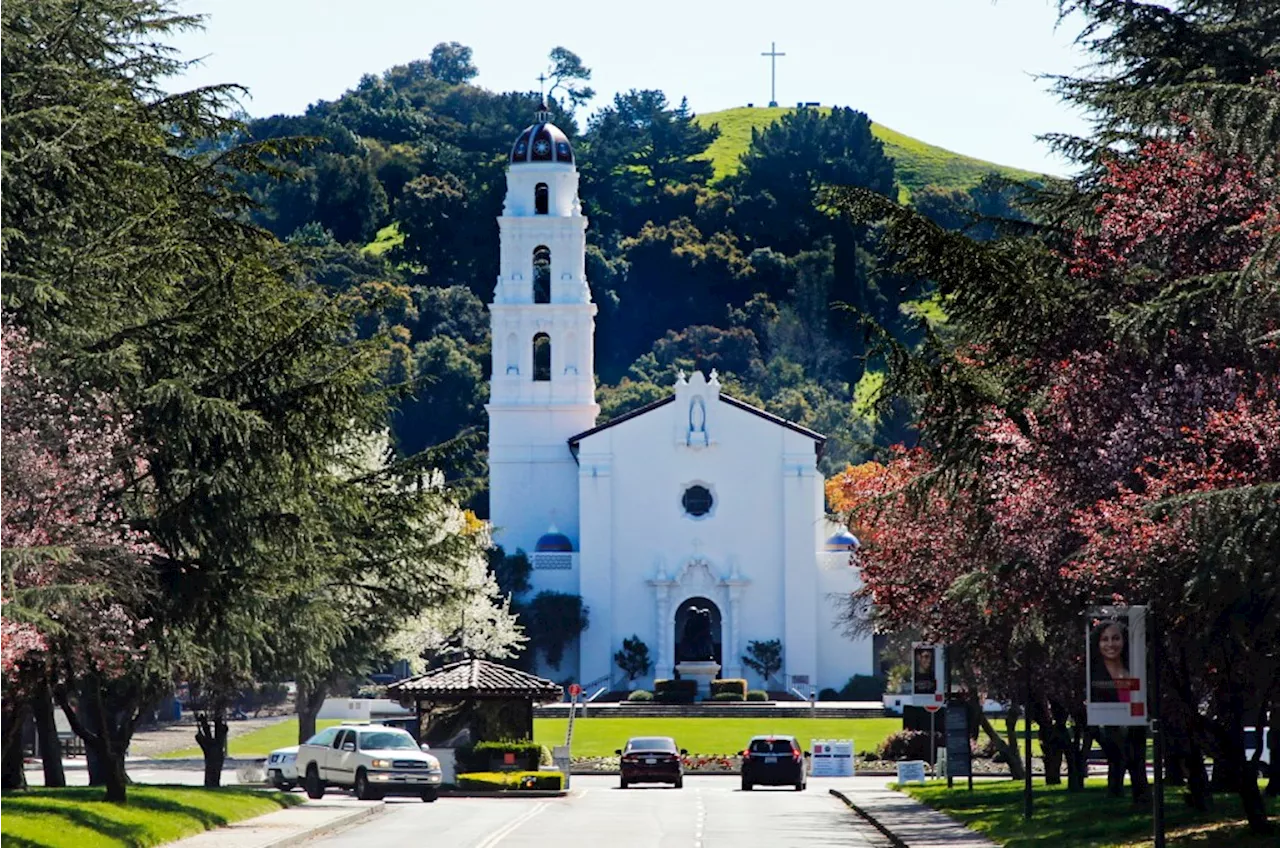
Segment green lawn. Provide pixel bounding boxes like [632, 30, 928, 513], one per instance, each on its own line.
[902, 778, 1278, 848]
[693, 106, 1045, 201]
[158, 718, 345, 759]
[534, 716, 901, 758]
[0, 785, 300, 848]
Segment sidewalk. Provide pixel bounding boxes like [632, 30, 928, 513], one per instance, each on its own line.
[830, 781, 998, 848]
[162, 799, 381, 848]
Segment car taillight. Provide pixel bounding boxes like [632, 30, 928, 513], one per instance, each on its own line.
[791, 747, 803, 763]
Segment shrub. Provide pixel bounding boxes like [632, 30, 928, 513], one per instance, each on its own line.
[710, 691, 745, 701]
[746, 690, 768, 701]
[627, 689, 654, 701]
[875, 730, 943, 762]
[456, 770, 563, 791]
[654, 678, 697, 704]
[839, 674, 886, 700]
[710, 678, 747, 698]
[455, 739, 546, 773]
[818, 687, 840, 701]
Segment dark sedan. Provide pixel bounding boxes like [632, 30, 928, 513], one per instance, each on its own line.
[617, 736, 686, 788]
[741, 735, 808, 791]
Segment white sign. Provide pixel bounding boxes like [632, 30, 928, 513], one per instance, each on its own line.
[911, 643, 946, 708]
[552, 745, 571, 790]
[809, 739, 855, 777]
[896, 760, 927, 785]
[1085, 606, 1148, 727]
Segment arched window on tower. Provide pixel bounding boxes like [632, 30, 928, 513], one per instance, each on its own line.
[532, 245, 551, 303]
[535, 183, 549, 215]
[532, 333, 552, 381]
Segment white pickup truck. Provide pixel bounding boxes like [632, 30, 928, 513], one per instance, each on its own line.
[295, 724, 443, 801]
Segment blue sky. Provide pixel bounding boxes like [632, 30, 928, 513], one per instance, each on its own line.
[169, 0, 1093, 176]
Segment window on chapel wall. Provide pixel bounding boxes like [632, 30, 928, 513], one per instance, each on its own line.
[532, 333, 551, 381]
[535, 183, 549, 215]
[532, 245, 551, 304]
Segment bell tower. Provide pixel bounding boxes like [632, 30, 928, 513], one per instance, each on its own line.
[486, 104, 598, 555]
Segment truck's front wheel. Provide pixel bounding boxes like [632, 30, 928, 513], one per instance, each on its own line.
[354, 768, 380, 801]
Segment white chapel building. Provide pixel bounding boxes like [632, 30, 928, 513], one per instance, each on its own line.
[486, 108, 872, 693]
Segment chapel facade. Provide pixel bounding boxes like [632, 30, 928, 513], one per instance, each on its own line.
[486, 107, 873, 694]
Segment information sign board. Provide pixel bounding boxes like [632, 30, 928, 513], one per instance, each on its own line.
[896, 760, 927, 785]
[944, 705, 972, 778]
[809, 739, 854, 777]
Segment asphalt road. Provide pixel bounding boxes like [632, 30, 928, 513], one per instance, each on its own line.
[312, 775, 892, 848]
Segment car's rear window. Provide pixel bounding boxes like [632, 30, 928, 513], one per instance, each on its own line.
[749, 738, 796, 754]
[626, 737, 675, 751]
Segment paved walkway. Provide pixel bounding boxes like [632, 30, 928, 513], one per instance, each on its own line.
[127, 715, 292, 758]
[831, 778, 998, 848]
[163, 799, 379, 848]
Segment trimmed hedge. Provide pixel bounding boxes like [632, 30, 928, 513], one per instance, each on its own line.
[627, 689, 653, 701]
[710, 678, 747, 698]
[455, 739, 551, 773]
[456, 770, 564, 791]
[710, 691, 745, 701]
[654, 678, 697, 704]
[746, 690, 768, 701]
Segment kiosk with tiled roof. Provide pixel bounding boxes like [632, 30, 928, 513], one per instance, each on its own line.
[389, 657, 561, 746]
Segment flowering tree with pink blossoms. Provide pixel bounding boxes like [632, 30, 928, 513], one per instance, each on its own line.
[1, 323, 159, 792]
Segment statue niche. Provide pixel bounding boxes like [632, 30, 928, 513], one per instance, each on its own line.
[674, 598, 722, 665]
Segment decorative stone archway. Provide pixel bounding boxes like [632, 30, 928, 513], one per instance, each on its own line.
[649, 556, 750, 681]
[674, 596, 722, 665]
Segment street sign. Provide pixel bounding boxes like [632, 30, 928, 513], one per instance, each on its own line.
[568, 683, 582, 697]
[923, 704, 941, 713]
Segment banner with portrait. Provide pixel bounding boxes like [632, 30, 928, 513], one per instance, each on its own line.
[1085, 606, 1148, 726]
[911, 643, 944, 707]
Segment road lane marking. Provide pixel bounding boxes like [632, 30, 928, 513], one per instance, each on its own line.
[474, 801, 547, 848]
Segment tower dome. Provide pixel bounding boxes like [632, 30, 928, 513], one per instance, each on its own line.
[824, 529, 860, 552]
[510, 102, 574, 165]
[535, 525, 575, 552]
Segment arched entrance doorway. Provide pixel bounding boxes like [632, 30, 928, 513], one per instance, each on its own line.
[674, 597, 722, 666]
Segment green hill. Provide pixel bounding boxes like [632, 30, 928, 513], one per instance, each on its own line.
[694, 106, 1043, 201]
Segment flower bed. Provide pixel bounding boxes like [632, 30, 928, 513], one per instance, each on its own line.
[456, 770, 564, 791]
[571, 754, 742, 773]
[569, 753, 1040, 775]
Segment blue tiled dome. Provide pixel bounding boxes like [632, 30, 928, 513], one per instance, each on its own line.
[535, 528, 574, 552]
[824, 530, 860, 552]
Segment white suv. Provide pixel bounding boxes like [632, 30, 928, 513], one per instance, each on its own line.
[296, 724, 443, 802]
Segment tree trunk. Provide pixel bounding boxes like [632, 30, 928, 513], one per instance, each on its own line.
[34, 683, 66, 787]
[1066, 717, 1088, 791]
[54, 678, 141, 803]
[1, 700, 29, 791]
[296, 682, 329, 744]
[195, 710, 229, 788]
[976, 709, 1024, 780]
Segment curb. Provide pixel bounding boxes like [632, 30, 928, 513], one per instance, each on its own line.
[441, 789, 568, 798]
[259, 801, 385, 848]
[829, 788, 907, 848]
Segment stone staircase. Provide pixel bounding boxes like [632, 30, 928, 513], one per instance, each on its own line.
[535, 703, 886, 719]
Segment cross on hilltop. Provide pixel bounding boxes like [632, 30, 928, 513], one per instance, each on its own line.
[761, 42, 785, 107]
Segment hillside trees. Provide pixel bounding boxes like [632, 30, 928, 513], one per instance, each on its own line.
[428, 41, 478, 85]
